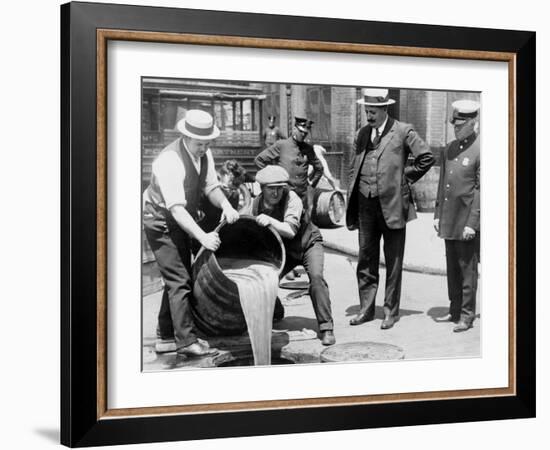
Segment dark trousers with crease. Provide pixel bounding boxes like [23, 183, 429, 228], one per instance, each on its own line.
[356, 194, 406, 319]
[144, 226, 198, 350]
[282, 241, 334, 331]
[444, 238, 479, 323]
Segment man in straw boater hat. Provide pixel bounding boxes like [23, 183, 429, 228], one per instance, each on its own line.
[262, 115, 285, 147]
[255, 116, 324, 212]
[346, 88, 435, 330]
[143, 109, 240, 357]
[242, 165, 336, 346]
[434, 99, 481, 332]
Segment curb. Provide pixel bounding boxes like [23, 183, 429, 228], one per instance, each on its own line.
[322, 240, 446, 277]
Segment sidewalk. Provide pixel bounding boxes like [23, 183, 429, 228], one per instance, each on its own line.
[320, 212, 446, 276]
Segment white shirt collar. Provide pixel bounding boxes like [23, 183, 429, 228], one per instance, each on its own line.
[373, 115, 389, 135]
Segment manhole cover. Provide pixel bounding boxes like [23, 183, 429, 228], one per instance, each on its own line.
[320, 341, 404, 363]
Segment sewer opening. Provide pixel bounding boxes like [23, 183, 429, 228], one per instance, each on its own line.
[218, 356, 295, 367]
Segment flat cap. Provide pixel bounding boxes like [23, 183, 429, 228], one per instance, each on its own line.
[255, 166, 290, 186]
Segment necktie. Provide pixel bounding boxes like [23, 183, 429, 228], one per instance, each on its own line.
[372, 128, 381, 146]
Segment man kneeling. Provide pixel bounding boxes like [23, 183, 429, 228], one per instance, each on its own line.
[243, 166, 336, 346]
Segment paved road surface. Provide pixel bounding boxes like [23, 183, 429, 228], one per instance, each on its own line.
[142, 247, 480, 371]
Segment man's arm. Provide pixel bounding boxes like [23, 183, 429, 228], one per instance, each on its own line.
[206, 187, 240, 224]
[169, 205, 220, 251]
[403, 128, 435, 183]
[465, 156, 480, 231]
[307, 147, 324, 188]
[434, 148, 445, 222]
[255, 191, 302, 239]
[256, 214, 296, 239]
[347, 129, 362, 189]
[254, 143, 280, 169]
[433, 148, 446, 232]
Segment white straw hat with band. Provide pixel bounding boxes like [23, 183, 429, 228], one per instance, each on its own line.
[356, 88, 396, 106]
[177, 109, 220, 140]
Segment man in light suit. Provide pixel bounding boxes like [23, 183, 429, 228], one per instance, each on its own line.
[346, 88, 435, 329]
[434, 99, 480, 332]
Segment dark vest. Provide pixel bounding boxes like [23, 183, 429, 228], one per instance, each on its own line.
[358, 137, 382, 198]
[252, 190, 321, 260]
[144, 138, 208, 232]
[356, 119, 394, 199]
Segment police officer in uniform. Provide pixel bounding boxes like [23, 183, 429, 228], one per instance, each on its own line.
[262, 115, 285, 146]
[434, 100, 480, 332]
[255, 117, 324, 210]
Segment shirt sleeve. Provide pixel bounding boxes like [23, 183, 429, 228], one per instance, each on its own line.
[202, 149, 221, 196]
[153, 151, 187, 210]
[283, 191, 303, 234]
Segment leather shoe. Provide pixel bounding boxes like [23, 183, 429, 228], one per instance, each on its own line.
[381, 316, 398, 330]
[349, 312, 374, 326]
[434, 313, 459, 323]
[320, 330, 336, 346]
[178, 340, 219, 357]
[453, 320, 473, 333]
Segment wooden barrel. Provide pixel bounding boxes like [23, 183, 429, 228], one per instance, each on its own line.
[311, 189, 346, 228]
[411, 166, 440, 212]
[191, 216, 286, 336]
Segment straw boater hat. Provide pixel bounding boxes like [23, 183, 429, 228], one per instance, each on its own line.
[177, 109, 220, 140]
[450, 100, 480, 123]
[356, 88, 396, 106]
[255, 166, 290, 186]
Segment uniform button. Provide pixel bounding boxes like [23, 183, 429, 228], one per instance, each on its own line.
[455, 158, 458, 161]
[459, 145, 463, 149]
[444, 198, 448, 201]
[450, 170, 453, 174]
[446, 184, 450, 188]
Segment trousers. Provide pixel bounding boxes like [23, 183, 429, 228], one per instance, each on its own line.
[444, 238, 479, 323]
[144, 225, 198, 350]
[282, 241, 333, 331]
[356, 194, 406, 319]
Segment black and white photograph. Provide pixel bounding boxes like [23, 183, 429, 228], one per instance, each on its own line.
[141, 78, 481, 370]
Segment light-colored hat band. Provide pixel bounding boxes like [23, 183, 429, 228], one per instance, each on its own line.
[184, 122, 215, 137]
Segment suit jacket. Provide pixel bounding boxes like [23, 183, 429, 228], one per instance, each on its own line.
[434, 132, 480, 240]
[346, 117, 434, 230]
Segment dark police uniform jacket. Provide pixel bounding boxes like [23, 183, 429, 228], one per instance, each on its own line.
[434, 132, 480, 240]
[255, 137, 324, 199]
[262, 126, 285, 146]
[346, 117, 434, 230]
